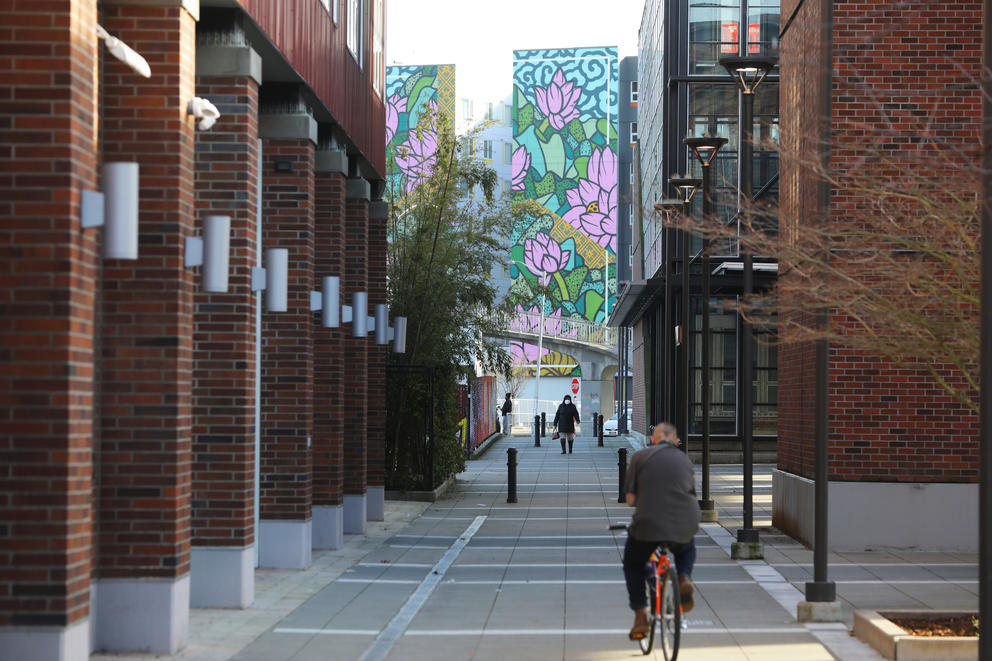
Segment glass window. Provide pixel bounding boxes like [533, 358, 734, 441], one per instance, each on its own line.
[630, 80, 639, 104]
[347, 0, 363, 65]
[689, 0, 740, 75]
[630, 121, 638, 143]
[689, 296, 738, 435]
[752, 311, 777, 435]
[687, 84, 738, 247]
[747, 0, 780, 56]
[486, 102, 495, 121]
[483, 140, 493, 160]
[504, 104, 512, 127]
[372, 0, 383, 94]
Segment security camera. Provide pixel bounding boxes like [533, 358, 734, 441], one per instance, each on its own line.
[187, 97, 221, 131]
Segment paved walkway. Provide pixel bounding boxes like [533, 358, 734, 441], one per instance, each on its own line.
[95, 433, 978, 660]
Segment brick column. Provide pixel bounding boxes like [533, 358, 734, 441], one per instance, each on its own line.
[366, 199, 389, 520]
[0, 2, 99, 659]
[190, 42, 261, 607]
[343, 177, 370, 533]
[258, 111, 316, 568]
[312, 149, 348, 548]
[95, 2, 197, 654]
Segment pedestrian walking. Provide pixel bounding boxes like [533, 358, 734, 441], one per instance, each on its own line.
[552, 394, 581, 454]
[500, 393, 512, 435]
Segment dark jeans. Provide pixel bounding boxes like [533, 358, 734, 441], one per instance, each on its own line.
[622, 534, 696, 610]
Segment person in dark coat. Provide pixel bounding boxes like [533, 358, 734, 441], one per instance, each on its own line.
[552, 394, 581, 454]
[499, 393, 512, 434]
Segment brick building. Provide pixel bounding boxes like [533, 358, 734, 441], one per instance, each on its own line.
[773, 0, 982, 551]
[0, 0, 389, 658]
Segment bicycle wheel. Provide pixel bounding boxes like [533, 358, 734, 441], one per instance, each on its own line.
[638, 575, 657, 654]
[659, 565, 682, 661]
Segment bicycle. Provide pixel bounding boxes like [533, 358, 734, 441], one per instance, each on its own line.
[610, 523, 682, 659]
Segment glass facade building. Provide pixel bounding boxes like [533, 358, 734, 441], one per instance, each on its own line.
[614, 0, 780, 444]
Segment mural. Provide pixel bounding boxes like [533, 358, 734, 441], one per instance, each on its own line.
[510, 48, 619, 324]
[385, 64, 456, 195]
[510, 340, 581, 378]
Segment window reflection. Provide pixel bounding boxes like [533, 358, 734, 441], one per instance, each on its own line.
[689, 0, 741, 74]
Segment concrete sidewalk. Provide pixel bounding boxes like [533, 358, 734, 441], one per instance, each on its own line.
[95, 433, 977, 660]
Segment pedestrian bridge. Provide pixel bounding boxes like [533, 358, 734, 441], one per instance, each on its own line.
[504, 311, 616, 357]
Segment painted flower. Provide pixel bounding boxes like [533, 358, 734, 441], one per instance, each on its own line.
[524, 232, 571, 276]
[534, 68, 582, 131]
[394, 103, 438, 192]
[511, 145, 531, 190]
[562, 147, 618, 250]
[385, 93, 407, 146]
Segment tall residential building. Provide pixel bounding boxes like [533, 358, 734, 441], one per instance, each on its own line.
[1, 2, 387, 657]
[617, 56, 637, 285]
[611, 0, 780, 446]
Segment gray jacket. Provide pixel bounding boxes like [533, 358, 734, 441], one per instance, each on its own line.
[624, 441, 701, 543]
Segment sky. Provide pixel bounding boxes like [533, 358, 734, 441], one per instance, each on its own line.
[387, 0, 644, 101]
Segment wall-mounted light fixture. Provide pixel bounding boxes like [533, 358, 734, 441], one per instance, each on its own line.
[187, 97, 221, 131]
[102, 162, 140, 260]
[185, 215, 231, 292]
[310, 277, 407, 352]
[250, 248, 288, 311]
[96, 24, 151, 78]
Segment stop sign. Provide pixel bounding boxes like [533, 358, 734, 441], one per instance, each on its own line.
[570, 378, 580, 395]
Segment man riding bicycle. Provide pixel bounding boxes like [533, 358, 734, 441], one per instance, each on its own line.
[623, 422, 701, 639]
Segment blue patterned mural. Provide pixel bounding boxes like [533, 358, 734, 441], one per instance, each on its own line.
[510, 48, 618, 324]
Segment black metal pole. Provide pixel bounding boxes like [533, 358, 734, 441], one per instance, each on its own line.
[598, 414, 604, 446]
[664, 222, 673, 423]
[982, 0, 992, 647]
[737, 89, 758, 545]
[507, 447, 518, 504]
[701, 163, 714, 511]
[618, 447, 628, 503]
[534, 414, 541, 447]
[541, 411, 547, 437]
[806, 0, 836, 603]
[681, 203, 691, 451]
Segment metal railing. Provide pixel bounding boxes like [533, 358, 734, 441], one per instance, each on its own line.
[507, 312, 616, 351]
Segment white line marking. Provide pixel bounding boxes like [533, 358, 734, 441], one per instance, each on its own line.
[402, 627, 808, 636]
[358, 515, 486, 661]
[337, 579, 422, 584]
[739, 562, 805, 616]
[274, 628, 379, 636]
[391, 545, 621, 550]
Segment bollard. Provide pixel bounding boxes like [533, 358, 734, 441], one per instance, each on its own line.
[534, 415, 541, 447]
[541, 411, 547, 437]
[598, 414, 605, 446]
[618, 447, 628, 503]
[507, 448, 518, 503]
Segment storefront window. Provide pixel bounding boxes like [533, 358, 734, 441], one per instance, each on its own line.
[690, 297, 738, 435]
[689, 0, 741, 75]
[747, 0, 780, 57]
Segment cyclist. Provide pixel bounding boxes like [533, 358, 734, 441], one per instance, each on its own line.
[623, 422, 700, 639]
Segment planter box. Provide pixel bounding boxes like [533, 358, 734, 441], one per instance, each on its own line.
[853, 610, 977, 661]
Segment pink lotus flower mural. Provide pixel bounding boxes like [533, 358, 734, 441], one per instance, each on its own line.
[562, 147, 618, 250]
[524, 232, 571, 276]
[394, 102, 438, 193]
[511, 145, 531, 190]
[534, 68, 582, 131]
[385, 93, 406, 146]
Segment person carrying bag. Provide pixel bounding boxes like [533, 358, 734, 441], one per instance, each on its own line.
[552, 394, 581, 454]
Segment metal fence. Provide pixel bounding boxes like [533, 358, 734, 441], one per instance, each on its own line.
[507, 312, 616, 350]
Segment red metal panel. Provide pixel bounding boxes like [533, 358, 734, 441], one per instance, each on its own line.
[236, 0, 385, 176]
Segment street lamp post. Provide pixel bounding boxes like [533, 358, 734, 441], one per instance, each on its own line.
[681, 138, 727, 524]
[719, 55, 775, 558]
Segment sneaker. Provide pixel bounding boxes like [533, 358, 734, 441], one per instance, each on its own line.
[628, 608, 650, 640]
[679, 576, 694, 613]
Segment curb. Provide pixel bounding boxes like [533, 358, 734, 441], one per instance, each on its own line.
[385, 475, 456, 503]
[469, 432, 504, 460]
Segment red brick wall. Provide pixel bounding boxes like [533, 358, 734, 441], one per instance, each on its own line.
[778, 0, 981, 482]
[343, 193, 368, 496]
[260, 138, 314, 519]
[366, 207, 387, 489]
[0, 0, 99, 627]
[192, 75, 259, 547]
[313, 167, 346, 508]
[471, 375, 497, 449]
[96, 5, 196, 580]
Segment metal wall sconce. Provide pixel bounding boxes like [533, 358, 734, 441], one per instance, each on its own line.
[310, 277, 407, 352]
[96, 24, 151, 78]
[184, 215, 231, 292]
[89, 161, 140, 260]
[249, 248, 288, 312]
